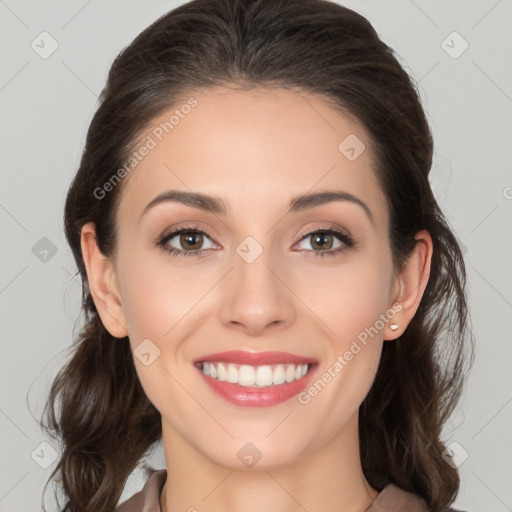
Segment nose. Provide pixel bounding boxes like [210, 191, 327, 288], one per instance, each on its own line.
[218, 244, 296, 336]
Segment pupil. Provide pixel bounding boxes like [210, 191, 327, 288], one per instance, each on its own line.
[182, 232, 202, 249]
[313, 233, 332, 250]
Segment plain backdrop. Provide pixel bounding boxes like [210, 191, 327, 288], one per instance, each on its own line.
[0, 1, 511, 510]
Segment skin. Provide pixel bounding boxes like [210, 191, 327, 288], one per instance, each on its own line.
[81, 86, 432, 512]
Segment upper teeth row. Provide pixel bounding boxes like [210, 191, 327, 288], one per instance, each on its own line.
[202, 362, 310, 387]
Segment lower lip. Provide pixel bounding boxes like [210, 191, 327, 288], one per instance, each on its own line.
[196, 364, 318, 407]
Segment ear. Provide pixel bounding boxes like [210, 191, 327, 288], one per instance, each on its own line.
[80, 222, 128, 338]
[384, 229, 433, 341]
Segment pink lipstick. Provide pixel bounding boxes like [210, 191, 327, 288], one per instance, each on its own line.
[194, 350, 318, 407]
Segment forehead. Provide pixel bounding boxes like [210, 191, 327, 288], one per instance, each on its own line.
[116, 85, 387, 226]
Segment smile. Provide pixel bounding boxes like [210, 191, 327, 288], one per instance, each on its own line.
[193, 350, 318, 407]
[198, 361, 311, 387]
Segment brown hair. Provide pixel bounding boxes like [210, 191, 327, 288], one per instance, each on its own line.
[40, 0, 474, 510]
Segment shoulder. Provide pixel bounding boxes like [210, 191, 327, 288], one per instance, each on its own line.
[366, 483, 428, 512]
[116, 469, 167, 512]
[367, 483, 470, 512]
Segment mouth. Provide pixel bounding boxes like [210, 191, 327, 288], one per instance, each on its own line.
[193, 351, 318, 407]
[194, 361, 313, 387]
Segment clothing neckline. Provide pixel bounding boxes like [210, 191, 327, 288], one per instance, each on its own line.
[118, 468, 429, 512]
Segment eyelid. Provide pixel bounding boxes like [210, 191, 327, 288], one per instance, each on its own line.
[158, 222, 218, 240]
[295, 224, 351, 241]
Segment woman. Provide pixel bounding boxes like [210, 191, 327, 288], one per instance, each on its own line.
[40, 0, 474, 511]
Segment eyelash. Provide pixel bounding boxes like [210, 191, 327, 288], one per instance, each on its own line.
[156, 224, 355, 259]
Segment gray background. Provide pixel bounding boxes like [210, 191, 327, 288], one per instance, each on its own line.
[1, 0, 511, 510]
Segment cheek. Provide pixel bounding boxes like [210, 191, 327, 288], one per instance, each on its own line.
[293, 249, 393, 344]
[117, 248, 206, 341]
[299, 250, 392, 417]
[295, 282, 389, 444]
[115, 251, 204, 411]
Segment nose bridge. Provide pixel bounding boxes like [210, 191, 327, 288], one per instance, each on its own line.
[218, 231, 296, 333]
[238, 236, 276, 284]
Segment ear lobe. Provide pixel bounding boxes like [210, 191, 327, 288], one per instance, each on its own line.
[385, 229, 433, 341]
[80, 222, 128, 338]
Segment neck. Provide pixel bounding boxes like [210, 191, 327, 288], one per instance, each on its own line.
[160, 414, 378, 512]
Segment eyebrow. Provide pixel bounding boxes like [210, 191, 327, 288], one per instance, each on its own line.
[140, 189, 374, 225]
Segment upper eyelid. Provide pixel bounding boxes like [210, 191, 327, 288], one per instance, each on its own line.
[160, 225, 212, 240]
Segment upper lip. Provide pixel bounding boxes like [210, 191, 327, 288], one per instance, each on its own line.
[194, 350, 318, 366]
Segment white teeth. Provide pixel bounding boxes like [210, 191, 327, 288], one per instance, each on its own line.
[255, 365, 273, 386]
[273, 365, 286, 385]
[238, 365, 255, 386]
[227, 363, 238, 383]
[217, 362, 227, 381]
[201, 362, 311, 388]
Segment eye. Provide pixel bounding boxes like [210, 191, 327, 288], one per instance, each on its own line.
[156, 225, 217, 258]
[293, 226, 354, 258]
[156, 224, 355, 259]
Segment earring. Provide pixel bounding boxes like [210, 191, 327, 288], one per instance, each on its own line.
[390, 324, 399, 331]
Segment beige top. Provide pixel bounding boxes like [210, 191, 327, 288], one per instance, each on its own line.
[116, 469, 463, 512]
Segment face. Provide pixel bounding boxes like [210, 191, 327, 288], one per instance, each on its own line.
[94, 86, 404, 469]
